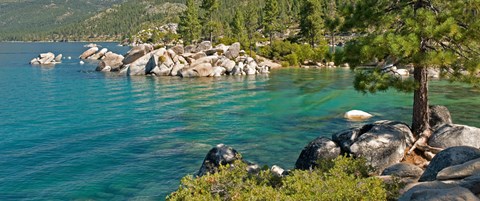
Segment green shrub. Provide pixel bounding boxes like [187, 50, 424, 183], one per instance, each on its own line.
[284, 53, 299, 67]
[167, 156, 401, 201]
[217, 37, 237, 46]
[258, 40, 330, 67]
[158, 56, 167, 63]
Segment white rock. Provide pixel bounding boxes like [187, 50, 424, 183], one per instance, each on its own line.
[271, 165, 285, 177]
[344, 110, 373, 121]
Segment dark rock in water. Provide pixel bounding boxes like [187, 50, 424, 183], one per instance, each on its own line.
[295, 137, 341, 170]
[419, 146, 480, 182]
[429, 124, 480, 149]
[331, 128, 361, 154]
[349, 121, 415, 173]
[197, 144, 241, 177]
[429, 105, 452, 130]
[382, 162, 424, 179]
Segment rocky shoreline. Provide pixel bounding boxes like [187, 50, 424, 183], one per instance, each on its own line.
[193, 106, 480, 200]
[79, 41, 282, 77]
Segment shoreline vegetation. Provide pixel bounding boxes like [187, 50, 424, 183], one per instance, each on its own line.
[19, 0, 480, 200]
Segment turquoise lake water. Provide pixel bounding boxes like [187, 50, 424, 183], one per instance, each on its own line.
[1, 42, 479, 200]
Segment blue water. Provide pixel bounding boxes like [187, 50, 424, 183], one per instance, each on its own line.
[1, 42, 479, 200]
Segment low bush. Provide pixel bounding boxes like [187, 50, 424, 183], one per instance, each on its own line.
[167, 156, 401, 201]
[259, 40, 330, 67]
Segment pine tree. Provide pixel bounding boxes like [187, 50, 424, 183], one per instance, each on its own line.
[263, 0, 280, 45]
[178, 0, 201, 45]
[244, 1, 260, 56]
[299, 0, 323, 47]
[231, 8, 247, 43]
[347, 0, 480, 151]
[200, 0, 220, 42]
[322, 0, 342, 53]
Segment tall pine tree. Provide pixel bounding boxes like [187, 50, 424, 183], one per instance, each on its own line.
[231, 8, 247, 43]
[178, 0, 201, 45]
[263, 0, 280, 45]
[299, 0, 323, 47]
[347, 0, 480, 151]
[245, 1, 260, 56]
[200, 0, 220, 42]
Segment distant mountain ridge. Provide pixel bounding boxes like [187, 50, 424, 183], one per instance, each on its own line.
[0, 0, 185, 41]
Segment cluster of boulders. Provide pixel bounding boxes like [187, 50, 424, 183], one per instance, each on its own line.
[30, 52, 63, 65]
[80, 41, 281, 77]
[194, 105, 480, 200]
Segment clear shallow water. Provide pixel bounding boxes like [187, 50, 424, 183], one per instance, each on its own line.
[0, 42, 479, 200]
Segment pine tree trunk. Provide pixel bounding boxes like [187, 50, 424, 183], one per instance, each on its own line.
[412, 66, 430, 137]
[331, 31, 336, 54]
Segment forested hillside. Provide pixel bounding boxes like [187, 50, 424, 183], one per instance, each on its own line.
[0, 0, 125, 40]
[0, 0, 186, 41]
[0, 0, 305, 42]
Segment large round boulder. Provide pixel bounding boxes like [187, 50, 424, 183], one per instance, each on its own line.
[197, 144, 241, 176]
[429, 124, 480, 149]
[295, 137, 341, 170]
[400, 186, 479, 201]
[196, 41, 212, 52]
[225, 42, 241, 60]
[349, 121, 415, 173]
[122, 44, 152, 65]
[127, 53, 152, 76]
[437, 158, 480, 180]
[170, 45, 184, 55]
[382, 162, 424, 179]
[97, 52, 124, 72]
[192, 63, 214, 77]
[418, 146, 480, 182]
[331, 127, 361, 154]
